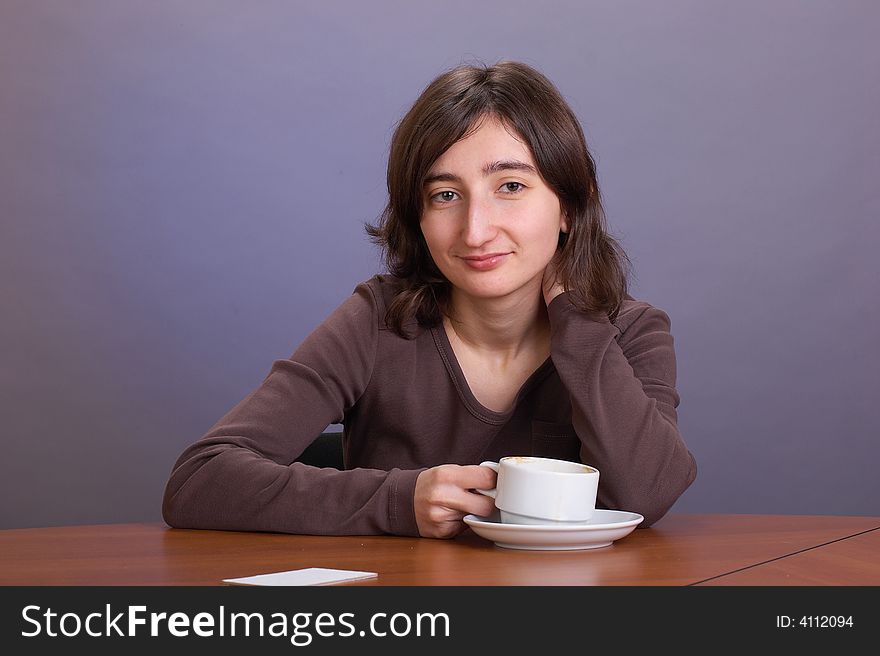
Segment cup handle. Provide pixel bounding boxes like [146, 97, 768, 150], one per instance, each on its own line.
[474, 461, 499, 499]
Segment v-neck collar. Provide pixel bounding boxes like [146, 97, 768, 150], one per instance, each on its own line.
[430, 323, 554, 425]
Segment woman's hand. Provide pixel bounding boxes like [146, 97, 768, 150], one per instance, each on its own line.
[542, 256, 565, 306]
[414, 465, 497, 538]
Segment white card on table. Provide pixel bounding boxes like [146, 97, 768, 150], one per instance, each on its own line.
[222, 567, 377, 586]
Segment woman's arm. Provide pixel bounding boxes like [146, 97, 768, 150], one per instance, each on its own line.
[161, 283, 423, 536]
[546, 294, 697, 526]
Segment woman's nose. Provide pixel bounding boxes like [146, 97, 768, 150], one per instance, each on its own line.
[461, 197, 498, 247]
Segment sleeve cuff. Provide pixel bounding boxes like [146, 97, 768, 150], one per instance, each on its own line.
[387, 468, 425, 537]
[547, 292, 612, 326]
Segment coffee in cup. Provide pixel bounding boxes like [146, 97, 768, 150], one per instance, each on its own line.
[476, 456, 599, 525]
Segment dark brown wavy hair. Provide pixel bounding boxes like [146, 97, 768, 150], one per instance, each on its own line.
[366, 60, 630, 336]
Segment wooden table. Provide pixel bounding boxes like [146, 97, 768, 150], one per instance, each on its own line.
[700, 526, 880, 585]
[1, 514, 877, 586]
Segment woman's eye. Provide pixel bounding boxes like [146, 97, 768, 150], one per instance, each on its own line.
[501, 182, 524, 193]
[432, 191, 458, 203]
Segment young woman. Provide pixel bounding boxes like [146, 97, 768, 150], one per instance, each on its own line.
[162, 61, 697, 538]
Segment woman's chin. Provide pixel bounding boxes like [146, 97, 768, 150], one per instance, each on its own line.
[450, 277, 538, 301]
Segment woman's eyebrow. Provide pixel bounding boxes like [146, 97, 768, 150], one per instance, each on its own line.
[483, 159, 537, 176]
[423, 159, 538, 186]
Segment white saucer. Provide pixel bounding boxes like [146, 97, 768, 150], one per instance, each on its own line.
[463, 509, 644, 551]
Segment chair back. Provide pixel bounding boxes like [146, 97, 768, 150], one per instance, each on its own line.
[295, 431, 344, 469]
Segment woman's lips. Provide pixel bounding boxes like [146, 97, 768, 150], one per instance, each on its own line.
[460, 252, 511, 271]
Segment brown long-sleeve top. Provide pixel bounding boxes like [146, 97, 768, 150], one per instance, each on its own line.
[162, 275, 696, 536]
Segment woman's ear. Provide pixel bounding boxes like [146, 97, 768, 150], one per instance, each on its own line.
[560, 214, 570, 234]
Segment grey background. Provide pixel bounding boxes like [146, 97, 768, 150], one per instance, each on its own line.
[1, 1, 877, 529]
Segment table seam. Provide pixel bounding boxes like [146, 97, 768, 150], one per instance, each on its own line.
[686, 525, 880, 586]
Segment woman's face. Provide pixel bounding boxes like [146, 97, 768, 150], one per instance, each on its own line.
[420, 115, 567, 304]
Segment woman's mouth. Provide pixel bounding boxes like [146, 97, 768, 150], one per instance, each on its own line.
[460, 252, 511, 271]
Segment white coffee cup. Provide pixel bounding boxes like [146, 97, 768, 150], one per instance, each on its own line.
[476, 456, 599, 525]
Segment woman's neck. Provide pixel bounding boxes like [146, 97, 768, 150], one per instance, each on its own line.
[444, 282, 549, 364]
